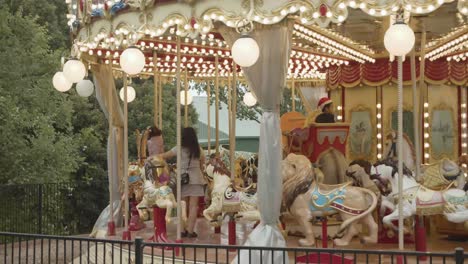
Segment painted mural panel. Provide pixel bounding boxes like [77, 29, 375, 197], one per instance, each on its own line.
[349, 106, 373, 160]
[391, 110, 414, 144]
[430, 106, 455, 159]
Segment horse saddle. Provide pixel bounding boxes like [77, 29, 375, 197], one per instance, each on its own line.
[224, 187, 241, 205]
[416, 187, 445, 215]
[309, 183, 347, 213]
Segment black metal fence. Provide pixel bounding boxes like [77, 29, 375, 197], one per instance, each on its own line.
[0, 232, 465, 264]
[0, 181, 108, 235]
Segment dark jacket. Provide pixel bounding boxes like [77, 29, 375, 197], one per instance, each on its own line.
[315, 113, 335, 123]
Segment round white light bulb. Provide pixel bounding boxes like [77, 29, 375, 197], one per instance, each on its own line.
[76, 79, 94, 97]
[63, 59, 86, 83]
[243, 92, 257, 107]
[120, 47, 146, 75]
[384, 21, 415, 56]
[180, 90, 193, 105]
[53, 71, 73, 92]
[119, 86, 136, 103]
[231, 35, 260, 67]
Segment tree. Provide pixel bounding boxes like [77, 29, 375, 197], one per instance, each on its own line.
[0, 7, 80, 184]
[193, 82, 305, 123]
[125, 79, 199, 160]
[0, 0, 69, 49]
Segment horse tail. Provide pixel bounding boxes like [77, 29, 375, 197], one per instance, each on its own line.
[334, 187, 378, 238]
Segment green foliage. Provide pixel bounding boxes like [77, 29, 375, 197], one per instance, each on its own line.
[0, 7, 80, 184]
[125, 79, 199, 159]
[193, 82, 305, 123]
[1, 0, 70, 49]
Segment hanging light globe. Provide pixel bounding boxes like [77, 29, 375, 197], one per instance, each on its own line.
[243, 92, 257, 107]
[120, 46, 146, 75]
[76, 79, 94, 97]
[231, 35, 260, 67]
[63, 59, 86, 83]
[119, 86, 136, 103]
[52, 71, 73, 92]
[180, 90, 193, 105]
[384, 21, 415, 56]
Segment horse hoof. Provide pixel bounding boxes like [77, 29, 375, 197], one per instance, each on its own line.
[333, 239, 349, 247]
[298, 238, 315, 247]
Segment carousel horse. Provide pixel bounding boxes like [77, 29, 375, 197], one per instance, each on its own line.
[136, 180, 187, 225]
[372, 160, 468, 229]
[383, 131, 416, 171]
[282, 153, 378, 247]
[203, 155, 260, 225]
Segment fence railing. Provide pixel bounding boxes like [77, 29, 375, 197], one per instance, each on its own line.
[0, 181, 108, 235]
[0, 232, 465, 264]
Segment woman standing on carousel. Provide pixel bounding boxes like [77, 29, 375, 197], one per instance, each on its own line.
[155, 127, 205, 238]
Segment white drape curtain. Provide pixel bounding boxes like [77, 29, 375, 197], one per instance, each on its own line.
[299, 86, 327, 111]
[90, 65, 124, 237]
[220, 20, 293, 264]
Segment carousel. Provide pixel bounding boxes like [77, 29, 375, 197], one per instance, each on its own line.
[54, 0, 467, 263]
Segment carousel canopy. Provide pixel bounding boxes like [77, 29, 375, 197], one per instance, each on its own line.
[66, 0, 467, 84]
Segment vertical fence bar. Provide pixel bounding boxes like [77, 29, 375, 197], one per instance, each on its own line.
[38, 185, 43, 234]
[454, 248, 464, 264]
[135, 238, 143, 264]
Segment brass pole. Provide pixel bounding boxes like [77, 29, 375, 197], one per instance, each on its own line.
[123, 73, 129, 231]
[419, 29, 427, 164]
[230, 64, 238, 180]
[184, 70, 189, 127]
[175, 36, 182, 241]
[207, 81, 211, 155]
[215, 55, 220, 153]
[158, 74, 163, 129]
[108, 67, 115, 227]
[292, 78, 296, 111]
[228, 72, 234, 180]
[153, 51, 159, 127]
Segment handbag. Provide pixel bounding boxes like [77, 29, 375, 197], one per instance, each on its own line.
[181, 153, 191, 185]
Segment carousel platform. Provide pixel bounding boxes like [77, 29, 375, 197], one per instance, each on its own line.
[83, 217, 466, 264]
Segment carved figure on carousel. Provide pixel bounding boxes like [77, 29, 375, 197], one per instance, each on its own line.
[203, 155, 260, 226]
[282, 153, 378, 247]
[372, 159, 468, 228]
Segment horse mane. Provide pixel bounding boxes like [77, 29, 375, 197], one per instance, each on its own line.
[208, 154, 230, 176]
[282, 155, 314, 210]
[374, 158, 413, 178]
[349, 159, 372, 175]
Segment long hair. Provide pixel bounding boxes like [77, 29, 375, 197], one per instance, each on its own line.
[182, 127, 201, 158]
[148, 126, 162, 139]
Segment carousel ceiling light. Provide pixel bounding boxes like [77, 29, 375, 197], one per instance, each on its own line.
[232, 20, 259, 67]
[243, 92, 257, 107]
[63, 59, 86, 83]
[53, 71, 73, 92]
[384, 19, 415, 56]
[120, 46, 145, 75]
[76, 79, 95, 97]
[119, 86, 136, 103]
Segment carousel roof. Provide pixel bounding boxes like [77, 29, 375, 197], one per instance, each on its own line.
[67, 0, 467, 81]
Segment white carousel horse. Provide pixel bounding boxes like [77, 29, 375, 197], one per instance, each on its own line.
[137, 181, 187, 224]
[372, 160, 468, 229]
[383, 131, 416, 172]
[202, 155, 260, 225]
[282, 153, 378, 247]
